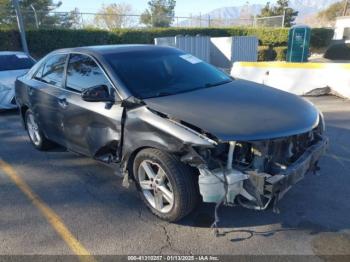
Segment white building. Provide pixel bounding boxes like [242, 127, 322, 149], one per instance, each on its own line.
[334, 16, 350, 42]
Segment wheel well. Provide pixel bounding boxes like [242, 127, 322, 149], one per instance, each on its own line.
[126, 146, 150, 180]
[125, 146, 197, 180]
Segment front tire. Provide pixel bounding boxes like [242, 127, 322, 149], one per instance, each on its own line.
[133, 148, 199, 222]
[25, 109, 54, 151]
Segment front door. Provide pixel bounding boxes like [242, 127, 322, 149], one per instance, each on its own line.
[60, 53, 124, 158]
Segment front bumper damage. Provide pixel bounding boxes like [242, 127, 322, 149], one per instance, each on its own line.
[196, 134, 328, 235]
[247, 136, 328, 208]
[197, 135, 329, 212]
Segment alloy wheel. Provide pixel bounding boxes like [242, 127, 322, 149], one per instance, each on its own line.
[26, 113, 41, 146]
[138, 160, 174, 213]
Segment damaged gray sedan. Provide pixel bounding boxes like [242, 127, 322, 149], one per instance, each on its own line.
[15, 45, 328, 222]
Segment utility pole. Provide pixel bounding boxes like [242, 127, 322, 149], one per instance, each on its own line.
[282, 7, 292, 28]
[30, 4, 39, 29]
[343, 0, 349, 16]
[12, 0, 29, 54]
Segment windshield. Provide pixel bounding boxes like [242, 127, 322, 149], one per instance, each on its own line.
[0, 54, 35, 71]
[105, 50, 232, 99]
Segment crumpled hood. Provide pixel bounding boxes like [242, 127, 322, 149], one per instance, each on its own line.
[144, 80, 319, 141]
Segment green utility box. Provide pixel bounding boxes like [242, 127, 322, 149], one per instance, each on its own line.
[286, 25, 311, 62]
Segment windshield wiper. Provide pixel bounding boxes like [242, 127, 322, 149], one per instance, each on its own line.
[156, 92, 174, 97]
[152, 91, 175, 98]
[204, 79, 232, 88]
[146, 80, 232, 99]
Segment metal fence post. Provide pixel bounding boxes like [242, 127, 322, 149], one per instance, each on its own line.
[12, 0, 29, 54]
[30, 4, 39, 29]
[208, 15, 211, 28]
[282, 9, 286, 27]
[343, 0, 349, 16]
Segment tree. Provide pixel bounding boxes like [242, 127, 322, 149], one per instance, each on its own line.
[94, 3, 134, 30]
[56, 8, 81, 29]
[258, 0, 298, 27]
[317, 1, 348, 22]
[0, 0, 62, 29]
[259, 2, 274, 17]
[140, 0, 176, 27]
[0, 0, 14, 27]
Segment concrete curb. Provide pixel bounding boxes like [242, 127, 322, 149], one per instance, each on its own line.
[231, 62, 350, 98]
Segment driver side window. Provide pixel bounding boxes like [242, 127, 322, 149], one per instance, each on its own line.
[66, 54, 110, 93]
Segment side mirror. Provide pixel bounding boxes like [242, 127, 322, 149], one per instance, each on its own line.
[81, 85, 114, 103]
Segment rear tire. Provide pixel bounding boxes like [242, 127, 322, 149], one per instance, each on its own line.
[25, 109, 54, 151]
[133, 148, 199, 222]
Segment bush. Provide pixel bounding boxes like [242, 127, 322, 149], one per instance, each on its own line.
[310, 28, 334, 49]
[258, 46, 277, 61]
[26, 29, 119, 57]
[0, 27, 334, 58]
[0, 27, 290, 57]
[0, 30, 21, 51]
[324, 43, 350, 60]
[274, 46, 288, 61]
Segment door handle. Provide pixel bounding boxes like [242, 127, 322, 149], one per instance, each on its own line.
[58, 96, 68, 109]
[28, 87, 34, 96]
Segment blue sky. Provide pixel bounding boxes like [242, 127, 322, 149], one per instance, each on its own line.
[58, 0, 270, 16]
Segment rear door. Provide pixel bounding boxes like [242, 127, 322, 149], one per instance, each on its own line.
[30, 54, 68, 145]
[60, 53, 124, 158]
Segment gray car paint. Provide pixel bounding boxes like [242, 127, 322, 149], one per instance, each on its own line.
[144, 80, 320, 142]
[15, 45, 323, 176]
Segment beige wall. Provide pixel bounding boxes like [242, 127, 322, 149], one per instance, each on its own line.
[334, 16, 350, 40]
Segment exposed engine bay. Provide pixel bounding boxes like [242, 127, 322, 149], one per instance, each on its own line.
[193, 125, 328, 212]
[138, 105, 328, 214]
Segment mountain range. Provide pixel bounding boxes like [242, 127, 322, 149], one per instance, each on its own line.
[180, 0, 339, 25]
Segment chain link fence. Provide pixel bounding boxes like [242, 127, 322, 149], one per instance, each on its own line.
[0, 7, 284, 30]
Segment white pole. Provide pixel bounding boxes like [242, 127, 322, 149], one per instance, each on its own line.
[343, 0, 349, 16]
[12, 0, 29, 54]
[30, 4, 39, 29]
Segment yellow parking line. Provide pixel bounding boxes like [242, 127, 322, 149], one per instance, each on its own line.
[0, 159, 95, 262]
[343, 64, 350, 70]
[239, 61, 325, 69]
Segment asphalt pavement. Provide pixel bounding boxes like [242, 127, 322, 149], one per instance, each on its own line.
[0, 96, 349, 259]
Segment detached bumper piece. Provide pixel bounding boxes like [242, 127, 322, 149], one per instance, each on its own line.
[198, 135, 328, 236]
[247, 136, 329, 208]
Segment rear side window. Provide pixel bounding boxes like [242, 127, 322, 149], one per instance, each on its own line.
[66, 54, 110, 93]
[0, 54, 35, 71]
[38, 54, 67, 88]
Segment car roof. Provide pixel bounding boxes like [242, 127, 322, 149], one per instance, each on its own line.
[46, 45, 182, 100]
[0, 51, 28, 56]
[53, 44, 180, 56]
